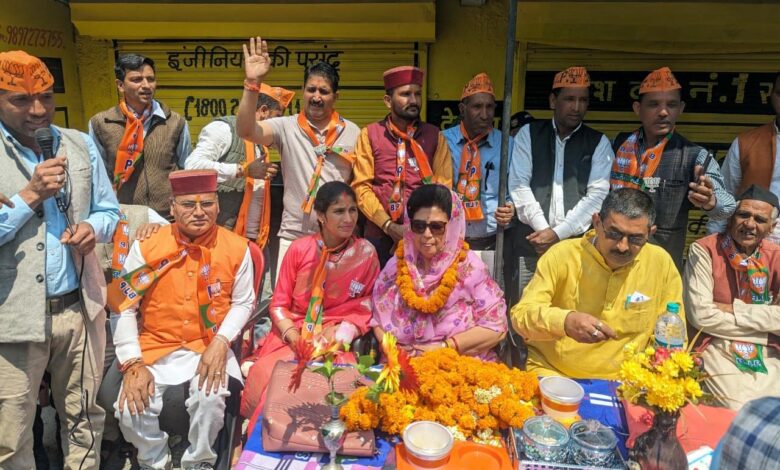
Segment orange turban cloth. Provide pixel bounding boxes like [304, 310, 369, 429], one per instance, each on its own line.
[639, 67, 681, 94]
[461, 72, 495, 100]
[552, 66, 590, 90]
[0, 51, 55, 95]
[260, 83, 295, 109]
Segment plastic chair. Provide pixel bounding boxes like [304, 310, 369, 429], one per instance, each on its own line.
[214, 242, 266, 469]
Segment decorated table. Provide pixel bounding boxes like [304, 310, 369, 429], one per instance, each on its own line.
[235, 378, 630, 470]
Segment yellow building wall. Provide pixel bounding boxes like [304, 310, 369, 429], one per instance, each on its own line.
[0, 0, 85, 130]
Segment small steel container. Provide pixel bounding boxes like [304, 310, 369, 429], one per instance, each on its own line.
[520, 416, 570, 463]
[569, 419, 618, 466]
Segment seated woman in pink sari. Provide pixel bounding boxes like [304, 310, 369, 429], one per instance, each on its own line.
[372, 184, 507, 361]
[241, 181, 380, 420]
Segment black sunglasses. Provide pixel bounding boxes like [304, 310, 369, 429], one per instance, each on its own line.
[410, 220, 447, 235]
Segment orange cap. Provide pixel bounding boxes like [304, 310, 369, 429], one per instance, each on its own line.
[260, 83, 295, 109]
[552, 67, 590, 90]
[461, 72, 495, 100]
[0, 51, 54, 95]
[639, 67, 681, 94]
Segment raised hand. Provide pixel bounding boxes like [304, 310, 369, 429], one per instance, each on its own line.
[242, 36, 271, 83]
[688, 164, 716, 210]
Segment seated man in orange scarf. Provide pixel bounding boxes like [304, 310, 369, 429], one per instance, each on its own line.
[108, 169, 255, 470]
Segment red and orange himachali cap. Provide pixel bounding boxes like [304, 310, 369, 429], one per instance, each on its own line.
[169, 170, 218, 196]
[461, 73, 495, 100]
[383, 66, 424, 91]
[639, 67, 681, 94]
[0, 50, 55, 95]
[260, 83, 295, 109]
[552, 66, 590, 90]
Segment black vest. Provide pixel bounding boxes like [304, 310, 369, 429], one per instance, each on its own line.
[612, 130, 703, 271]
[510, 120, 602, 256]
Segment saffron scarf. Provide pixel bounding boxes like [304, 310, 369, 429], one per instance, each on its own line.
[454, 121, 488, 221]
[107, 224, 221, 342]
[233, 140, 272, 249]
[300, 235, 352, 340]
[721, 234, 770, 304]
[110, 211, 131, 279]
[385, 116, 435, 222]
[610, 130, 672, 190]
[114, 100, 152, 190]
[297, 112, 355, 214]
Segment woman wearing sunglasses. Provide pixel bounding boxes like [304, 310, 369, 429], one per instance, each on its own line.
[240, 181, 380, 419]
[372, 184, 508, 360]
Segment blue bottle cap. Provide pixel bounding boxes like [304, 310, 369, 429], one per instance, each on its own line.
[666, 302, 680, 314]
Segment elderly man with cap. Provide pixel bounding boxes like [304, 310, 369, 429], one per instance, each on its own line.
[0, 51, 120, 468]
[89, 53, 191, 221]
[685, 184, 780, 410]
[352, 65, 452, 265]
[508, 66, 614, 301]
[442, 72, 513, 274]
[187, 83, 294, 250]
[236, 37, 359, 277]
[108, 169, 255, 469]
[611, 67, 735, 271]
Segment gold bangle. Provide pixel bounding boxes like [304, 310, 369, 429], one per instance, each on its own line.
[381, 219, 392, 234]
[281, 326, 296, 344]
[213, 334, 230, 347]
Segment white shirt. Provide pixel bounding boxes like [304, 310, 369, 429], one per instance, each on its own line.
[113, 239, 256, 384]
[509, 120, 614, 240]
[185, 120, 266, 239]
[707, 122, 780, 242]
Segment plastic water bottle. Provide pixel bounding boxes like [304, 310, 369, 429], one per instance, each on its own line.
[654, 302, 685, 350]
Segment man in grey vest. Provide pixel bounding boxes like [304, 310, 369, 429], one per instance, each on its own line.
[89, 54, 191, 220]
[508, 66, 614, 303]
[0, 50, 120, 469]
[610, 67, 735, 271]
[185, 83, 292, 243]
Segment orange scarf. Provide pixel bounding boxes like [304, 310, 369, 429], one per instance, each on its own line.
[110, 211, 130, 279]
[233, 140, 272, 249]
[385, 117, 435, 222]
[114, 100, 151, 190]
[301, 235, 352, 340]
[297, 112, 355, 214]
[107, 224, 221, 342]
[455, 121, 488, 221]
[721, 235, 771, 304]
[610, 130, 672, 190]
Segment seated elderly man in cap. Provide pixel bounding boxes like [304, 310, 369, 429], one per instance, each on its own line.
[685, 184, 780, 410]
[108, 169, 255, 469]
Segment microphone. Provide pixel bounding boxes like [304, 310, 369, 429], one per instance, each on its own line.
[34, 127, 68, 213]
[34, 127, 55, 160]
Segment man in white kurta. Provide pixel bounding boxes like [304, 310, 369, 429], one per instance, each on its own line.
[110, 169, 255, 470]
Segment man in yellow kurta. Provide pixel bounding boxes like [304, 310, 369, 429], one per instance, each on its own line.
[511, 187, 684, 379]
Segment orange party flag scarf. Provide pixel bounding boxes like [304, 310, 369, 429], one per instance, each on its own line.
[455, 121, 488, 221]
[114, 100, 152, 190]
[233, 140, 272, 249]
[385, 116, 435, 222]
[297, 112, 355, 214]
[110, 212, 131, 279]
[610, 130, 672, 192]
[107, 224, 221, 342]
[300, 235, 351, 340]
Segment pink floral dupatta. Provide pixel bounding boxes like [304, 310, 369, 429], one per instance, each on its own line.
[371, 187, 507, 361]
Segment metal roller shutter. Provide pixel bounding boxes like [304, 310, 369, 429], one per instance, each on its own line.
[521, 43, 779, 255]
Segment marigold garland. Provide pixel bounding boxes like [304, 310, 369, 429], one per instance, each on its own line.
[395, 241, 469, 314]
[340, 348, 538, 441]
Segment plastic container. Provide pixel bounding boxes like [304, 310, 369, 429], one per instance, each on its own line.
[654, 302, 685, 350]
[539, 376, 585, 421]
[402, 421, 454, 469]
[569, 420, 618, 467]
[520, 416, 570, 463]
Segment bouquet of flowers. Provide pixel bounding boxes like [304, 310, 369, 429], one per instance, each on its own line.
[288, 335, 350, 406]
[341, 334, 538, 445]
[617, 343, 708, 413]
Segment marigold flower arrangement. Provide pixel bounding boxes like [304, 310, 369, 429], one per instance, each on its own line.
[617, 342, 709, 413]
[395, 241, 469, 314]
[341, 347, 538, 444]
